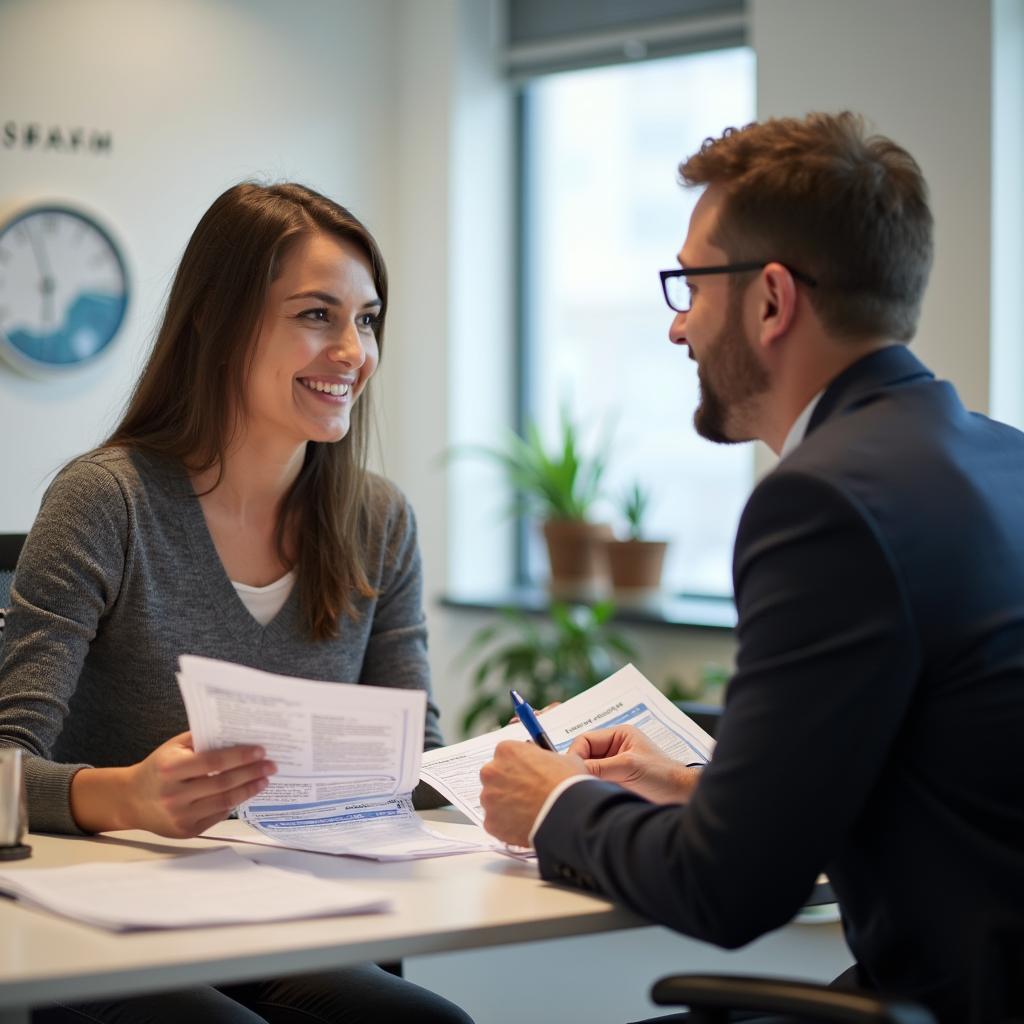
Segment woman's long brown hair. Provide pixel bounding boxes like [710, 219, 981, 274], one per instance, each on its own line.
[106, 182, 387, 640]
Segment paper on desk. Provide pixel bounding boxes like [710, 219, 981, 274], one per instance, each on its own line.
[419, 664, 716, 828]
[178, 656, 487, 860]
[0, 847, 390, 931]
[217, 795, 489, 861]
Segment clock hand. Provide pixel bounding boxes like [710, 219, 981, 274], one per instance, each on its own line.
[25, 223, 57, 326]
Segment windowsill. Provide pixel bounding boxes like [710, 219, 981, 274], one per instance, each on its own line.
[438, 586, 736, 631]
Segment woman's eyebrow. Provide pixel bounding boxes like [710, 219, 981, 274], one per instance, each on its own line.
[284, 291, 382, 309]
[285, 289, 340, 304]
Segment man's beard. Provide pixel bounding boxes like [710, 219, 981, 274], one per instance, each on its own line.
[693, 294, 769, 444]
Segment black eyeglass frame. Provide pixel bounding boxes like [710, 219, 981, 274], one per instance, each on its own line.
[659, 261, 818, 313]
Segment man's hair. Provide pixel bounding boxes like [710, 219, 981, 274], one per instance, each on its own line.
[680, 112, 933, 342]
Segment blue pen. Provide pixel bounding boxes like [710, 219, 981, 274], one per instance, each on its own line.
[510, 689, 557, 751]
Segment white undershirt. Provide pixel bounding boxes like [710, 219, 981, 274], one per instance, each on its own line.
[231, 571, 296, 626]
[527, 391, 827, 848]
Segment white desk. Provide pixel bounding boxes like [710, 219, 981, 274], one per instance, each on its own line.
[0, 814, 650, 1024]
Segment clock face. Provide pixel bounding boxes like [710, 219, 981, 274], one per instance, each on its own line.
[0, 204, 129, 373]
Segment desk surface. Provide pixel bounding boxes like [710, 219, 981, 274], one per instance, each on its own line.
[0, 813, 648, 1011]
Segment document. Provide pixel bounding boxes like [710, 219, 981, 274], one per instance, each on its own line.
[0, 847, 391, 931]
[419, 664, 715, 828]
[177, 656, 487, 860]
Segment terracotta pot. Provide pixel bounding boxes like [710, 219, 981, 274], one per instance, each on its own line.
[541, 520, 612, 600]
[604, 539, 668, 600]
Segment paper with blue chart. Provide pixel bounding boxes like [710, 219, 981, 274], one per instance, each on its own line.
[419, 664, 716, 828]
[177, 655, 486, 861]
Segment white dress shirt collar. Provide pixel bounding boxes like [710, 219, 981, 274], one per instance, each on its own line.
[779, 390, 825, 460]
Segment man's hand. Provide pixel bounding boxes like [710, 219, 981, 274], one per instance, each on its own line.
[479, 740, 587, 847]
[568, 725, 701, 804]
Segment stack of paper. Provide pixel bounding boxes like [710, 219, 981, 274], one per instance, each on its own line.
[177, 656, 488, 861]
[0, 848, 390, 931]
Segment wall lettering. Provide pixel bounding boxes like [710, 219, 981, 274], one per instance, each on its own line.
[2, 122, 113, 154]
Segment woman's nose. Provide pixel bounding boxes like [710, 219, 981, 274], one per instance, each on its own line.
[328, 322, 366, 367]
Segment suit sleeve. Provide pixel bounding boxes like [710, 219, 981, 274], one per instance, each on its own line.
[534, 470, 920, 947]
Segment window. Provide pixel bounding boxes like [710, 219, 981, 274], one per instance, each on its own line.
[519, 46, 757, 596]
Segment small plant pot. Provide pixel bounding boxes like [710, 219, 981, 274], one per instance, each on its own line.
[605, 539, 668, 606]
[542, 520, 612, 600]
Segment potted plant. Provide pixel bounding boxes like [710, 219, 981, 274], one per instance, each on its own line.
[604, 482, 668, 604]
[459, 407, 613, 598]
[458, 601, 636, 735]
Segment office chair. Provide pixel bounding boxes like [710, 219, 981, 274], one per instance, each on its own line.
[674, 701, 723, 738]
[0, 533, 27, 637]
[649, 975, 937, 1023]
[650, 915, 1023, 1024]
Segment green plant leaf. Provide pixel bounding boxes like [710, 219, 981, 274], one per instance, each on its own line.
[461, 690, 504, 735]
[456, 598, 640, 738]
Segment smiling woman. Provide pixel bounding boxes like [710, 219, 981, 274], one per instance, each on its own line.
[0, 183, 474, 1024]
[110, 184, 389, 637]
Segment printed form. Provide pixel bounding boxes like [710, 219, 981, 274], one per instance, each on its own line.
[177, 655, 486, 860]
[420, 664, 716, 828]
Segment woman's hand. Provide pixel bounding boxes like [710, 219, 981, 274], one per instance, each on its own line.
[71, 732, 276, 837]
[567, 725, 702, 804]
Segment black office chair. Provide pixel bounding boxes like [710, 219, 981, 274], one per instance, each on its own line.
[0, 534, 26, 638]
[649, 975, 936, 1023]
[675, 700, 724, 738]
[650, 916, 1024, 1024]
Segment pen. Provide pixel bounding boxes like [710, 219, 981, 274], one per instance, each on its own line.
[510, 689, 557, 752]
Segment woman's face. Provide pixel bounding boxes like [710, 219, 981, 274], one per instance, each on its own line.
[244, 231, 381, 447]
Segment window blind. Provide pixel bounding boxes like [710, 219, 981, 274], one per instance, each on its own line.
[506, 0, 747, 78]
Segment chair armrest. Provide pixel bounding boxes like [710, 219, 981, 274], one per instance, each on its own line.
[650, 974, 937, 1024]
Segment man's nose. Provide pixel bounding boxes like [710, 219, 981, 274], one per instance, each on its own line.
[668, 309, 688, 346]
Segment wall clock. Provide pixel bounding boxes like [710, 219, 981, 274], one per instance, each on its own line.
[0, 203, 129, 374]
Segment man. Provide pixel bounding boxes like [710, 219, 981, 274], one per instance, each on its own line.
[479, 112, 1024, 1024]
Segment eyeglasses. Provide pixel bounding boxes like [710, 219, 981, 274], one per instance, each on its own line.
[659, 261, 818, 313]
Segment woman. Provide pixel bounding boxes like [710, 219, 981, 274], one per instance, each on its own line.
[0, 183, 472, 1024]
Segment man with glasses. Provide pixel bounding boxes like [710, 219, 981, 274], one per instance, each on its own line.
[479, 112, 1024, 1024]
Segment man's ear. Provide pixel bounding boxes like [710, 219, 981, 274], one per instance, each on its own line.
[755, 262, 799, 349]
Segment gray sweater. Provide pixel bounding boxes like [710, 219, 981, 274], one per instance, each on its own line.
[0, 447, 444, 834]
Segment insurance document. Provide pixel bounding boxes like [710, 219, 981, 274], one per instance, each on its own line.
[419, 664, 716, 828]
[0, 848, 390, 931]
[177, 655, 486, 860]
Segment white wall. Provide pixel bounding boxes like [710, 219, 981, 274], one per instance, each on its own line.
[990, 0, 1024, 429]
[0, 0, 400, 527]
[753, 0, 994, 415]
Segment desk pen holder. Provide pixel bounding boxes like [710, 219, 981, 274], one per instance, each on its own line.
[0, 747, 31, 859]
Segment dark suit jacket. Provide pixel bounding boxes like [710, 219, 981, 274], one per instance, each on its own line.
[534, 346, 1024, 1024]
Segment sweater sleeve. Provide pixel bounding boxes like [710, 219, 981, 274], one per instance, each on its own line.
[357, 481, 446, 810]
[0, 458, 129, 833]
[358, 483, 448, 809]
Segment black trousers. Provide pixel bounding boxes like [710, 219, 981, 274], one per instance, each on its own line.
[32, 964, 475, 1024]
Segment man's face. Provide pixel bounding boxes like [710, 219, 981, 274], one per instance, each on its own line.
[669, 188, 768, 444]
